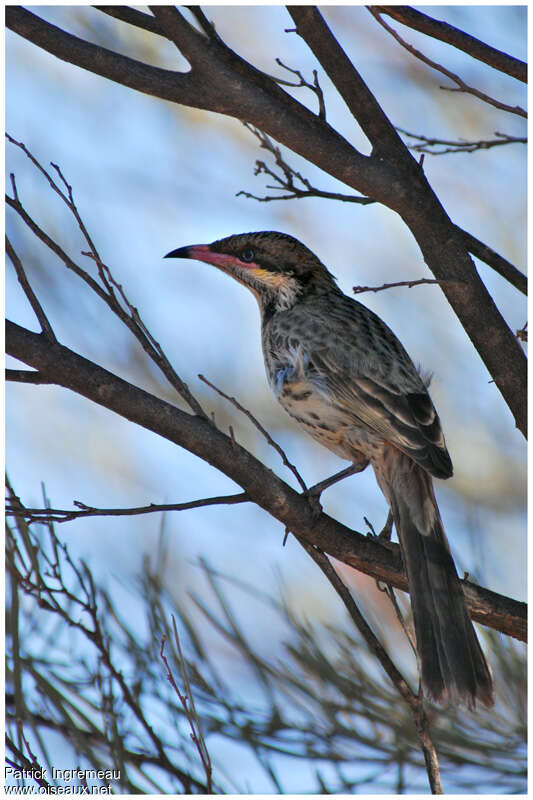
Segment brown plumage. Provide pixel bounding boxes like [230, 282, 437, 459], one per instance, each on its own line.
[166, 230, 494, 708]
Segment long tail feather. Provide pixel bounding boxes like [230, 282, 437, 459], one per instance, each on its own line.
[376, 451, 493, 707]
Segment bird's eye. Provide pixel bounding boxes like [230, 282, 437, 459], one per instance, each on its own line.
[240, 248, 255, 263]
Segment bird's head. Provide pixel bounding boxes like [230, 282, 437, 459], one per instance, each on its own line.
[165, 231, 338, 314]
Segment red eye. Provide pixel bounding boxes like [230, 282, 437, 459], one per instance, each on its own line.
[240, 248, 255, 263]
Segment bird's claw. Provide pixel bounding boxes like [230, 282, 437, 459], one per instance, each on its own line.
[365, 511, 394, 547]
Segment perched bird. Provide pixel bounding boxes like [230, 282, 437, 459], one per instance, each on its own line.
[165, 231, 493, 708]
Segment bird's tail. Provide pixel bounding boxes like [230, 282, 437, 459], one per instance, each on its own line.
[375, 451, 494, 708]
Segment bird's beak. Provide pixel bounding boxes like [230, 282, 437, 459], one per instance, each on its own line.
[164, 244, 212, 260]
[164, 244, 251, 273]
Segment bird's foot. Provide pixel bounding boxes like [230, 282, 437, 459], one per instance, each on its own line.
[365, 510, 395, 548]
[303, 459, 370, 520]
[302, 486, 323, 519]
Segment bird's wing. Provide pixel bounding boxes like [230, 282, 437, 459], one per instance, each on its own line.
[309, 343, 452, 478]
[279, 292, 451, 478]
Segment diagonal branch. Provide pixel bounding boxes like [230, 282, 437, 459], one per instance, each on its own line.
[5, 6, 200, 104]
[199, 373, 308, 491]
[369, 8, 527, 118]
[6, 236, 56, 342]
[287, 5, 410, 160]
[6, 319, 526, 643]
[375, 6, 527, 83]
[94, 5, 164, 37]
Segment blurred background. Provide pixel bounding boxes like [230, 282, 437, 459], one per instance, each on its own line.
[6, 5, 526, 793]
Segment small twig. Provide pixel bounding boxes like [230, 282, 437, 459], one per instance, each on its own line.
[5, 739, 52, 791]
[6, 136, 208, 419]
[377, 582, 418, 655]
[353, 278, 463, 294]
[238, 123, 373, 204]
[160, 617, 213, 793]
[397, 127, 526, 156]
[199, 373, 308, 491]
[369, 8, 526, 118]
[6, 493, 249, 525]
[186, 6, 219, 41]
[6, 236, 56, 342]
[275, 58, 326, 120]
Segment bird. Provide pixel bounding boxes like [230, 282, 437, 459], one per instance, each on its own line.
[165, 230, 494, 708]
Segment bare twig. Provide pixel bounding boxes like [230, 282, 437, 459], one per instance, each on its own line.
[6, 514, 209, 793]
[275, 59, 326, 120]
[368, 8, 527, 118]
[6, 739, 52, 791]
[6, 493, 249, 525]
[377, 582, 418, 654]
[353, 278, 463, 294]
[296, 538, 443, 793]
[5, 136, 208, 419]
[238, 124, 374, 204]
[397, 128, 526, 156]
[6, 236, 56, 342]
[199, 373, 308, 492]
[160, 617, 213, 792]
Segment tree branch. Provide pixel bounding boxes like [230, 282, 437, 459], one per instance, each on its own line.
[94, 6, 164, 37]
[6, 493, 250, 524]
[240, 126, 527, 297]
[398, 128, 527, 156]
[5, 6, 386, 198]
[289, 8, 526, 435]
[6, 320, 526, 643]
[456, 226, 527, 296]
[6, 236, 56, 342]
[369, 8, 527, 118]
[374, 6, 527, 83]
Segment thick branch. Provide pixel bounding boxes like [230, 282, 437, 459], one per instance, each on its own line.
[6, 6, 388, 201]
[6, 320, 526, 642]
[457, 226, 527, 296]
[288, 6, 526, 437]
[375, 6, 527, 83]
[288, 6, 410, 161]
[94, 6, 164, 37]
